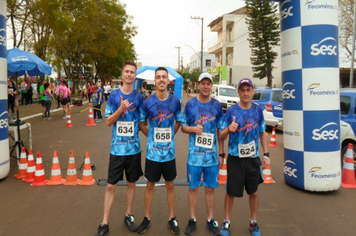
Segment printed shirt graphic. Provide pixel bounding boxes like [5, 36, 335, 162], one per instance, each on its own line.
[222, 103, 266, 157]
[105, 89, 144, 156]
[181, 97, 224, 167]
[140, 93, 182, 162]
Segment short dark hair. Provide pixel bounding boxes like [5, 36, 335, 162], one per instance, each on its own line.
[123, 60, 137, 70]
[155, 67, 168, 74]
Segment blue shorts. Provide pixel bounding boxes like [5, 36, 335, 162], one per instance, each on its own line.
[187, 164, 219, 190]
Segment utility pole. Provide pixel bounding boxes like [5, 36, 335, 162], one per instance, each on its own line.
[175, 46, 181, 70]
[350, 0, 356, 87]
[191, 16, 204, 73]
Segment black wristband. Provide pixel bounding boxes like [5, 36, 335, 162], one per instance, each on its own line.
[264, 152, 270, 157]
[219, 153, 226, 158]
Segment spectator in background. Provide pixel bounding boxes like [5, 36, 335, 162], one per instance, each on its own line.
[94, 82, 103, 123]
[43, 81, 53, 120]
[20, 79, 28, 106]
[59, 79, 69, 119]
[88, 82, 93, 103]
[27, 81, 33, 106]
[103, 81, 110, 102]
[8, 79, 17, 120]
[39, 80, 46, 119]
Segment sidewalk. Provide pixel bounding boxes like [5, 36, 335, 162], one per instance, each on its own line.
[13, 96, 89, 121]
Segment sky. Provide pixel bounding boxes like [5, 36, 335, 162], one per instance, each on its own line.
[122, 0, 246, 69]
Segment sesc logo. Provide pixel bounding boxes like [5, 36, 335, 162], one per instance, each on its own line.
[312, 122, 338, 141]
[284, 160, 297, 178]
[282, 82, 296, 99]
[280, 0, 293, 19]
[310, 37, 337, 56]
[12, 56, 30, 62]
[0, 111, 8, 131]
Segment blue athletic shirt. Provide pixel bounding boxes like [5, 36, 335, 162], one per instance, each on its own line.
[105, 89, 144, 156]
[222, 102, 266, 157]
[181, 97, 224, 167]
[140, 93, 182, 162]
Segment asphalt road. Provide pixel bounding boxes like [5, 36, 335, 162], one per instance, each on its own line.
[1, 95, 356, 236]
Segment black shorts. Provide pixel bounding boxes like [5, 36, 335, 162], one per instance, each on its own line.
[144, 158, 177, 182]
[40, 100, 46, 106]
[107, 152, 143, 185]
[61, 97, 70, 105]
[226, 155, 263, 197]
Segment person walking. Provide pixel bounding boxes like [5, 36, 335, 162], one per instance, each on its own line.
[27, 81, 33, 105]
[103, 81, 111, 102]
[181, 72, 225, 236]
[95, 60, 144, 236]
[94, 82, 103, 123]
[39, 80, 46, 119]
[43, 82, 53, 120]
[219, 78, 269, 236]
[59, 79, 69, 119]
[137, 67, 182, 235]
[53, 82, 60, 108]
[20, 80, 28, 106]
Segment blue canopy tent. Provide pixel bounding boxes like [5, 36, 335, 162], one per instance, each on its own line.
[7, 48, 52, 76]
[134, 66, 183, 100]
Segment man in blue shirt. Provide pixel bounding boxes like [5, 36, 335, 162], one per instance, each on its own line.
[95, 60, 144, 236]
[181, 72, 225, 236]
[219, 78, 269, 236]
[138, 67, 182, 235]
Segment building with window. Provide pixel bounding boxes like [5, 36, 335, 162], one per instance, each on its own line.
[188, 52, 215, 72]
[207, 6, 282, 88]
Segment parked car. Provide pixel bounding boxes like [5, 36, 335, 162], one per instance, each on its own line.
[253, 88, 283, 128]
[340, 88, 356, 168]
[211, 84, 239, 111]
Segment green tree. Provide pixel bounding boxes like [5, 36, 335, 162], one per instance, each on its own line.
[245, 0, 280, 87]
[339, 0, 354, 63]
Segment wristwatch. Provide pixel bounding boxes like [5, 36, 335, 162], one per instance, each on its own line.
[219, 153, 226, 158]
[263, 152, 270, 157]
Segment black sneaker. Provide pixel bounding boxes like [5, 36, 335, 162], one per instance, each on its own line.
[184, 218, 197, 235]
[124, 215, 138, 232]
[95, 223, 109, 236]
[168, 217, 180, 235]
[137, 217, 150, 234]
[206, 219, 220, 236]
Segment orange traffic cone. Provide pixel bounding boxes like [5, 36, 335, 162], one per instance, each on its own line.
[63, 151, 79, 185]
[23, 148, 35, 183]
[31, 151, 48, 186]
[86, 106, 96, 126]
[66, 112, 73, 128]
[15, 147, 27, 180]
[218, 158, 227, 184]
[79, 151, 96, 185]
[47, 151, 64, 185]
[341, 143, 356, 188]
[269, 128, 277, 147]
[263, 157, 275, 184]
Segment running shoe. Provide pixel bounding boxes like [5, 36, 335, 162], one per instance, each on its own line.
[168, 217, 180, 235]
[184, 218, 197, 235]
[137, 217, 150, 234]
[48, 117, 52, 120]
[220, 221, 230, 236]
[206, 219, 220, 235]
[124, 215, 138, 232]
[95, 223, 109, 236]
[249, 221, 261, 236]
[97, 119, 102, 123]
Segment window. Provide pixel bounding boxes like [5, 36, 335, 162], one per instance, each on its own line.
[340, 96, 350, 115]
[253, 91, 261, 100]
[206, 59, 211, 67]
[261, 91, 269, 100]
[228, 26, 233, 41]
